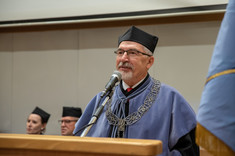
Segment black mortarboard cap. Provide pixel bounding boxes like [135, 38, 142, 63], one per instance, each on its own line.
[118, 26, 158, 53]
[62, 106, 82, 118]
[31, 106, 50, 123]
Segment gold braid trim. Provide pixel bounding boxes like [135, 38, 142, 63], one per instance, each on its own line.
[196, 123, 235, 156]
[206, 69, 235, 84]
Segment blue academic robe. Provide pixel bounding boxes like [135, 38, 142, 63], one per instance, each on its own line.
[74, 76, 197, 156]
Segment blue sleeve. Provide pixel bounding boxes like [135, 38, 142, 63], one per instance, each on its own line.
[73, 93, 102, 136]
[168, 87, 197, 149]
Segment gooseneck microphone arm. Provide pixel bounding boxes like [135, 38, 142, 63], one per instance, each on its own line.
[74, 71, 121, 137]
[80, 90, 113, 137]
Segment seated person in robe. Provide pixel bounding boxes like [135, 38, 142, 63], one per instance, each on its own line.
[26, 106, 50, 135]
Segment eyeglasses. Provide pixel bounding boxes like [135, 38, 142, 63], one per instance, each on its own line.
[114, 49, 152, 57]
[58, 120, 78, 124]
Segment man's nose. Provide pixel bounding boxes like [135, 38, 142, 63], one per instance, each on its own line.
[120, 52, 129, 60]
[61, 121, 66, 126]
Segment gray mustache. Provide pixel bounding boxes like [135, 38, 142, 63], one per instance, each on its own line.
[118, 62, 133, 69]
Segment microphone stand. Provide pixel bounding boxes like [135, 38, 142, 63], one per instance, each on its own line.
[80, 90, 113, 137]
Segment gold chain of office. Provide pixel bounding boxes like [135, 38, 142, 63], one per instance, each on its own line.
[106, 78, 161, 133]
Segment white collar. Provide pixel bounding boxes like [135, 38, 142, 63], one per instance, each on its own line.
[122, 76, 147, 90]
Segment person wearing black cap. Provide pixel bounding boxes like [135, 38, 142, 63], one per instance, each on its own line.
[59, 106, 82, 136]
[26, 106, 50, 135]
[74, 26, 199, 156]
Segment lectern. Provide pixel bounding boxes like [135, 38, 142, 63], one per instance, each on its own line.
[0, 133, 162, 156]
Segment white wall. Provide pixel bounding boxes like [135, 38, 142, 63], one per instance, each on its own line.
[0, 21, 221, 135]
[0, 0, 227, 21]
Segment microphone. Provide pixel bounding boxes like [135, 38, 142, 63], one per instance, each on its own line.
[76, 71, 121, 137]
[100, 71, 122, 98]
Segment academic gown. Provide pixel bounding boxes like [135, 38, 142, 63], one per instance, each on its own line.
[74, 75, 198, 156]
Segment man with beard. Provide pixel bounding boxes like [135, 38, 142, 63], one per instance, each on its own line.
[73, 26, 199, 156]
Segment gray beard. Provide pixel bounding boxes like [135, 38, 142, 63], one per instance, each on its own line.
[120, 71, 133, 81]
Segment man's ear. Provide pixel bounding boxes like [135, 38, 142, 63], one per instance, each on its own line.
[147, 56, 154, 69]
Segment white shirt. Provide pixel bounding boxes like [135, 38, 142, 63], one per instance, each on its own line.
[122, 76, 147, 91]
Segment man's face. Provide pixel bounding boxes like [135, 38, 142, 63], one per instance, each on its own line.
[60, 116, 78, 136]
[116, 41, 154, 86]
[26, 114, 45, 134]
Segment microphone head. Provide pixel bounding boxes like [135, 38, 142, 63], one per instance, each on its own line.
[101, 70, 122, 98]
[113, 70, 122, 81]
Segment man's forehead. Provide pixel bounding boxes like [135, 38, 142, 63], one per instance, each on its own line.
[119, 41, 144, 49]
[61, 116, 78, 120]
